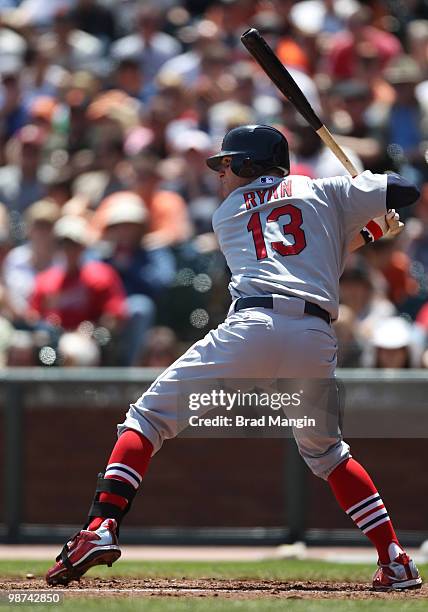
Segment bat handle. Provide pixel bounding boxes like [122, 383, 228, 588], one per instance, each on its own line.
[316, 126, 359, 178]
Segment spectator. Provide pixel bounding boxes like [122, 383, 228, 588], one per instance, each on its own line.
[71, 0, 117, 48]
[163, 128, 219, 232]
[90, 135, 128, 205]
[289, 118, 363, 178]
[329, 79, 384, 170]
[362, 316, 425, 368]
[2, 199, 61, 322]
[327, 6, 402, 80]
[158, 19, 220, 86]
[229, 60, 281, 124]
[363, 239, 419, 308]
[0, 125, 47, 239]
[97, 191, 176, 364]
[131, 156, 192, 247]
[139, 93, 181, 158]
[38, 8, 104, 71]
[352, 42, 395, 107]
[339, 258, 396, 342]
[113, 56, 155, 104]
[111, 5, 181, 84]
[208, 0, 256, 53]
[207, 60, 280, 140]
[383, 56, 428, 182]
[287, 0, 351, 36]
[21, 43, 67, 106]
[139, 325, 179, 367]
[0, 67, 29, 141]
[100, 191, 175, 298]
[44, 168, 74, 207]
[29, 216, 128, 344]
[86, 89, 140, 135]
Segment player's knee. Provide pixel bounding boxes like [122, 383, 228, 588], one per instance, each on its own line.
[117, 402, 171, 456]
[299, 440, 351, 480]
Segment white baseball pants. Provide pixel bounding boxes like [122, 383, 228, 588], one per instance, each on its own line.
[118, 294, 350, 479]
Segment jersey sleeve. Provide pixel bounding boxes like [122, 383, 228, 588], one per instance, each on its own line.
[321, 171, 387, 239]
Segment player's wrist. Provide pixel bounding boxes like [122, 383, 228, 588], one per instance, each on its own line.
[360, 210, 403, 244]
[360, 220, 384, 244]
[360, 227, 373, 244]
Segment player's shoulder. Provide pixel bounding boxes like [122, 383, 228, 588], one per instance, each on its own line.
[312, 170, 385, 190]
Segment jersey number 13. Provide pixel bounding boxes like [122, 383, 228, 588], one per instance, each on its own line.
[247, 204, 307, 260]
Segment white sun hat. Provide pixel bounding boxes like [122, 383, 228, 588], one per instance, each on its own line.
[372, 317, 413, 349]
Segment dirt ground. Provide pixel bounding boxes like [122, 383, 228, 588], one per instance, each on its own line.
[0, 578, 427, 600]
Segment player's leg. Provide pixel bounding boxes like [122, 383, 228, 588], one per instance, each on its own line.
[46, 307, 277, 585]
[291, 387, 421, 591]
[276, 314, 421, 591]
[295, 430, 421, 589]
[45, 429, 153, 585]
[327, 456, 421, 590]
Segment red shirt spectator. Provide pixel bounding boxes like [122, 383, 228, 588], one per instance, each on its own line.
[327, 7, 402, 80]
[30, 260, 127, 331]
[29, 215, 128, 331]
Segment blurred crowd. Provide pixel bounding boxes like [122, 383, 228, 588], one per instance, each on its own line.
[0, 0, 426, 368]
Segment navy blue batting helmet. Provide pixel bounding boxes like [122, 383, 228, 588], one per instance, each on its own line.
[206, 124, 289, 178]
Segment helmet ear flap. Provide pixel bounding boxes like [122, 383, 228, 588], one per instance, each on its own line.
[231, 155, 262, 178]
[272, 140, 290, 174]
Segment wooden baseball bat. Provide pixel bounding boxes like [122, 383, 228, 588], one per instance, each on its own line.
[241, 28, 359, 178]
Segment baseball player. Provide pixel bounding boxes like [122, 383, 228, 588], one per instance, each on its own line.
[47, 125, 421, 591]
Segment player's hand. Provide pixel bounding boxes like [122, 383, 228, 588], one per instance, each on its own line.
[351, 210, 404, 252]
[384, 209, 404, 237]
[364, 209, 404, 242]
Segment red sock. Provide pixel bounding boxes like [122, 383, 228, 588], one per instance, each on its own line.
[88, 429, 153, 530]
[328, 458, 401, 564]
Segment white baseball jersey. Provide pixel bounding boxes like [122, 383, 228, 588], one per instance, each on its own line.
[122, 170, 385, 475]
[212, 171, 387, 319]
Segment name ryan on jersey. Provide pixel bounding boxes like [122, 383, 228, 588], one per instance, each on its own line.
[243, 179, 293, 210]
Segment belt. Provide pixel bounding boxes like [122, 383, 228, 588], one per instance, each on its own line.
[234, 295, 331, 325]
